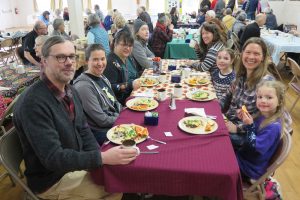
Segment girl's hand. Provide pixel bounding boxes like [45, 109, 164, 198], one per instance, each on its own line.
[225, 121, 237, 133]
[241, 111, 253, 125]
[237, 109, 243, 120]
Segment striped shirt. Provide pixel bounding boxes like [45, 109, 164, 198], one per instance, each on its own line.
[192, 41, 224, 73]
[212, 69, 235, 99]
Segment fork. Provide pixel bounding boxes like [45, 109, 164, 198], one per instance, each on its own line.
[147, 136, 167, 144]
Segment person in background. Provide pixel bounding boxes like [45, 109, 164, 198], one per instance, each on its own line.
[54, 9, 62, 19]
[220, 37, 275, 134]
[85, 8, 92, 16]
[34, 35, 50, 58]
[74, 44, 122, 145]
[51, 18, 71, 40]
[132, 19, 155, 74]
[232, 11, 247, 38]
[188, 22, 225, 73]
[212, 48, 236, 99]
[239, 13, 266, 48]
[38, 11, 50, 26]
[264, 8, 278, 30]
[112, 14, 128, 37]
[196, 7, 207, 26]
[258, 0, 270, 13]
[170, 7, 179, 28]
[222, 8, 236, 31]
[214, 0, 226, 19]
[104, 10, 114, 31]
[211, 0, 218, 10]
[104, 30, 141, 105]
[151, 14, 173, 58]
[189, 11, 197, 19]
[87, 14, 110, 55]
[233, 80, 285, 181]
[200, 0, 211, 9]
[226, 0, 236, 11]
[63, 7, 69, 21]
[205, 10, 216, 22]
[94, 4, 104, 23]
[13, 36, 138, 200]
[245, 0, 259, 20]
[17, 21, 48, 67]
[137, 6, 154, 33]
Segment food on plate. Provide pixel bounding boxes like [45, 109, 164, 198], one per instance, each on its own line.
[204, 121, 215, 132]
[129, 98, 156, 111]
[141, 77, 158, 86]
[192, 91, 209, 99]
[112, 125, 148, 142]
[241, 105, 249, 114]
[183, 119, 203, 128]
[188, 77, 209, 85]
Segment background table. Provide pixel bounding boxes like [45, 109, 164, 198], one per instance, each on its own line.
[0, 65, 40, 98]
[261, 31, 300, 65]
[164, 35, 198, 59]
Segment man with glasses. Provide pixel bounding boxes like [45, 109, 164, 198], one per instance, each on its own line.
[18, 20, 48, 67]
[13, 36, 138, 200]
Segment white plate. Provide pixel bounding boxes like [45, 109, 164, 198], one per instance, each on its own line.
[178, 116, 218, 134]
[126, 97, 159, 111]
[185, 77, 209, 86]
[107, 124, 148, 144]
[186, 90, 216, 101]
[140, 77, 159, 87]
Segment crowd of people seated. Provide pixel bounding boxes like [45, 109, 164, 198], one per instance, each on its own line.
[4, 2, 295, 199]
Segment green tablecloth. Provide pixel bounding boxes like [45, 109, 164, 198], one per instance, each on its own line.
[164, 35, 198, 59]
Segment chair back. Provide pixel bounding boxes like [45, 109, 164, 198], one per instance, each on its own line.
[0, 127, 39, 200]
[245, 130, 292, 195]
[0, 38, 13, 49]
[287, 57, 300, 79]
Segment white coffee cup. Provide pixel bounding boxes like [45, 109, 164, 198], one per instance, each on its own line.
[189, 39, 198, 48]
[157, 88, 167, 101]
[158, 72, 167, 83]
[121, 139, 140, 155]
[182, 68, 191, 79]
[174, 84, 182, 98]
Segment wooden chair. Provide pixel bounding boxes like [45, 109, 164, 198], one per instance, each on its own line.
[0, 38, 14, 65]
[243, 131, 292, 200]
[286, 58, 300, 112]
[0, 127, 40, 200]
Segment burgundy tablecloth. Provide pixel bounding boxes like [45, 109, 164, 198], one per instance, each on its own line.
[91, 100, 243, 200]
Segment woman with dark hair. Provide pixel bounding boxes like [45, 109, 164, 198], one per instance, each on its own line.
[189, 22, 225, 73]
[104, 30, 141, 105]
[38, 11, 50, 26]
[170, 7, 179, 28]
[200, 0, 211, 9]
[74, 44, 122, 145]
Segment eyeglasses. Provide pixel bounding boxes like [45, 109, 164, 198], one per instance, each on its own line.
[49, 54, 78, 63]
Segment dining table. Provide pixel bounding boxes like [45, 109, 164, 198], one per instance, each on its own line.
[90, 60, 243, 200]
[261, 30, 300, 65]
[0, 64, 40, 98]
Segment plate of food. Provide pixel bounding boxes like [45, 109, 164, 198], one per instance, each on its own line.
[126, 97, 159, 111]
[178, 116, 218, 134]
[185, 77, 209, 86]
[107, 124, 149, 144]
[140, 77, 159, 87]
[186, 90, 216, 101]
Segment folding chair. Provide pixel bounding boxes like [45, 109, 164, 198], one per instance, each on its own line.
[0, 95, 19, 136]
[0, 127, 40, 200]
[0, 38, 14, 65]
[286, 58, 300, 113]
[243, 131, 292, 200]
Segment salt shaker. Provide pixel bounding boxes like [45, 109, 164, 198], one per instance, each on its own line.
[169, 93, 176, 110]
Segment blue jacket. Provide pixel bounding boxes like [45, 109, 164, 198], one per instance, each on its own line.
[88, 26, 110, 54]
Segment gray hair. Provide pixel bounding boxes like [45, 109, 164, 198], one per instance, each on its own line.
[52, 18, 64, 30]
[88, 13, 100, 27]
[33, 20, 46, 31]
[35, 35, 50, 45]
[42, 36, 68, 57]
[206, 10, 216, 18]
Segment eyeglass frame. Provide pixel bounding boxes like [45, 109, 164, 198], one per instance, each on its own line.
[48, 54, 78, 63]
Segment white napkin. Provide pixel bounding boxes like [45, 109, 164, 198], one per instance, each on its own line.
[0, 86, 11, 91]
[184, 108, 206, 117]
[133, 92, 154, 98]
[28, 70, 40, 73]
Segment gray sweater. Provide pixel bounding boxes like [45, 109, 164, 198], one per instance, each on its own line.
[13, 80, 101, 193]
[132, 38, 154, 73]
[73, 73, 121, 133]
